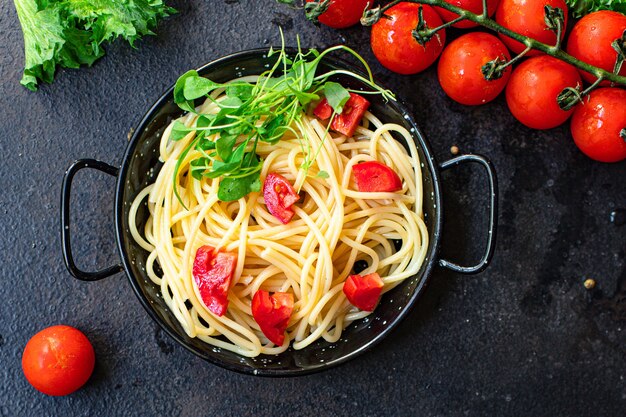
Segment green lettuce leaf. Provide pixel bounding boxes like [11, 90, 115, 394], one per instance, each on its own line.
[14, 0, 175, 91]
[564, 0, 626, 17]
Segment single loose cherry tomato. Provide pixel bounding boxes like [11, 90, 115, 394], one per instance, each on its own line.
[436, 0, 500, 28]
[505, 56, 581, 129]
[371, 3, 446, 75]
[305, 0, 370, 29]
[193, 245, 237, 316]
[437, 32, 512, 105]
[22, 325, 95, 396]
[343, 273, 384, 311]
[252, 290, 294, 345]
[496, 0, 568, 55]
[352, 161, 403, 192]
[313, 93, 370, 137]
[263, 173, 300, 224]
[570, 88, 626, 163]
[566, 11, 626, 85]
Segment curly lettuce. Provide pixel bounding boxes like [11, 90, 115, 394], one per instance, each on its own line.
[14, 0, 175, 91]
[565, 0, 626, 17]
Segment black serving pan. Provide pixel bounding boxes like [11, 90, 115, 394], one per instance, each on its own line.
[60, 48, 498, 376]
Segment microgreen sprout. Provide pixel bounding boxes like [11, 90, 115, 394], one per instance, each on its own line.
[170, 33, 394, 205]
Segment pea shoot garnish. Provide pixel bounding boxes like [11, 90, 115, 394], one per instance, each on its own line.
[170, 35, 394, 204]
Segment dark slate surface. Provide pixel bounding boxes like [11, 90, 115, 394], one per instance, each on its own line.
[1, 1, 625, 416]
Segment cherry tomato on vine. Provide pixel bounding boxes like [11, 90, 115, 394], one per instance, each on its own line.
[505, 55, 581, 129]
[495, 0, 568, 55]
[305, 0, 370, 29]
[566, 11, 626, 85]
[570, 88, 626, 163]
[438, 32, 511, 105]
[436, 0, 500, 29]
[371, 3, 446, 75]
[22, 325, 95, 396]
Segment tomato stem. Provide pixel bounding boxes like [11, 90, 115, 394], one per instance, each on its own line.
[304, 0, 330, 24]
[482, 45, 531, 80]
[412, 6, 464, 46]
[481, 0, 488, 18]
[557, 76, 604, 111]
[612, 30, 626, 76]
[543, 5, 565, 51]
[364, 0, 626, 87]
[361, 4, 383, 26]
[620, 128, 626, 142]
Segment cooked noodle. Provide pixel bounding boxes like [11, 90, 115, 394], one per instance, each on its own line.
[129, 81, 429, 357]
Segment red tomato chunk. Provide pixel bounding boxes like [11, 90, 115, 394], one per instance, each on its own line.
[352, 161, 402, 192]
[343, 273, 384, 311]
[192, 245, 237, 316]
[313, 93, 370, 137]
[252, 290, 294, 345]
[263, 173, 300, 224]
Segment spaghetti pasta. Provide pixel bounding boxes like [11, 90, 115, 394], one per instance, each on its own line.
[129, 83, 429, 357]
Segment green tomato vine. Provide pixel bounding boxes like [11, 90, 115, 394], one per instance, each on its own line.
[304, 0, 626, 109]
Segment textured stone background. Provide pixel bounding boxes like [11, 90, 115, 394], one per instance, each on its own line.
[1, 1, 625, 416]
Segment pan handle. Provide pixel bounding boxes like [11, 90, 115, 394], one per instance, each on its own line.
[437, 154, 498, 275]
[61, 159, 124, 281]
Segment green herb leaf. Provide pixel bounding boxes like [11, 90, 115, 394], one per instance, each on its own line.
[324, 81, 351, 113]
[261, 113, 287, 143]
[184, 74, 219, 101]
[216, 134, 237, 161]
[171, 121, 194, 141]
[190, 158, 210, 180]
[174, 70, 199, 112]
[219, 96, 243, 111]
[228, 141, 248, 163]
[316, 170, 330, 179]
[196, 138, 216, 151]
[226, 83, 254, 101]
[218, 173, 261, 202]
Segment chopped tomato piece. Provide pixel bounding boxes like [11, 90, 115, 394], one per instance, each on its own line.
[313, 93, 370, 137]
[343, 273, 384, 311]
[352, 161, 402, 192]
[252, 290, 294, 345]
[192, 245, 237, 316]
[263, 173, 300, 224]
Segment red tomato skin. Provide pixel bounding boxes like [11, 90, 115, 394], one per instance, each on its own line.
[22, 325, 95, 396]
[371, 3, 446, 75]
[306, 0, 370, 29]
[314, 93, 370, 137]
[566, 11, 626, 85]
[352, 161, 403, 192]
[570, 88, 626, 163]
[252, 290, 294, 345]
[192, 245, 237, 316]
[343, 273, 384, 311]
[263, 173, 300, 224]
[437, 32, 512, 105]
[314, 99, 333, 120]
[505, 56, 581, 129]
[496, 0, 568, 55]
[436, 0, 500, 28]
